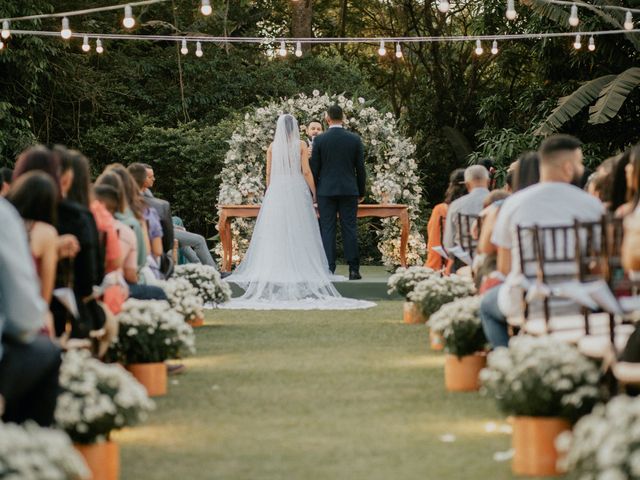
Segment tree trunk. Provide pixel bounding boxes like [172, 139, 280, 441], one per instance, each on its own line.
[291, 0, 313, 51]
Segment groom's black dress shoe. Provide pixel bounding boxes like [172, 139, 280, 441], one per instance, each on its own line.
[349, 270, 362, 281]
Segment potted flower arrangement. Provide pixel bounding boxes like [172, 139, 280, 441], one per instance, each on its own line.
[480, 336, 603, 476]
[429, 296, 487, 392]
[408, 274, 475, 349]
[55, 349, 154, 480]
[387, 266, 437, 324]
[173, 264, 232, 307]
[0, 422, 89, 480]
[556, 395, 640, 479]
[156, 278, 205, 327]
[110, 299, 196, 396]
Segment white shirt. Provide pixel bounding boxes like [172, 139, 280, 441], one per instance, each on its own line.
[329, 125, 344, 129]
[492, 182, 604, 277]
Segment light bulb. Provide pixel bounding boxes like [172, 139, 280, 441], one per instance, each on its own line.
[61, 17, 72, 39]
[96, 39, 104, 53]
[588, 36, 595, 51]
[506, 0, 517, 20]
[201, 0, 213, 15]
[569, 4, 579, 27]
[625, 10, 634, 30]
[1, 20, 9, 39]
[278, 40, 287, 57]
[295, 41, 303, 57]
[475, 39, 483, 55]
[123, 5, 135, 28]
[82, 35, 91, 52]
[180, 39, 188, 55]
[378, 40, 386, 56]
[437, 0, 450, 13]
[395, 43, 403, 58]
[491, 40, 499, 55]
[573, 34, 582, 50]
[195, 41, 203, 57]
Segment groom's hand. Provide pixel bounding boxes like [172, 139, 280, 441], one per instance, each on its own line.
[358, 197, 365, 204]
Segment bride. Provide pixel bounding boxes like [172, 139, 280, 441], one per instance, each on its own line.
[222, 114, 374, 310]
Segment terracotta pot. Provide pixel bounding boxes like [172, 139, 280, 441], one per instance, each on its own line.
[444, 353, 487, 392]
[126, 362, 167, 397]
[512, 416, 570, 477]
[403, 301, 427, 324]
[74, 440, 119, 480]
[429, 330, 444, 351]
[188, 316, 205, 327]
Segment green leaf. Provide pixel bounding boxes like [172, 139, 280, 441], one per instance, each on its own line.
[588, 67, 640, 125]
[534, 74, 617, 135]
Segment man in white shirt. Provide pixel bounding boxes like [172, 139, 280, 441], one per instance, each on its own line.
[443, 165, 490, 251]
[480, 135, 605, 348]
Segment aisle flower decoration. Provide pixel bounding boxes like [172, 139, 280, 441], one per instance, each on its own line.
[429, 296, 486, 358]
[55, 349, 154, 444]
[110, 299, 196, 364]
[0, 422, 89, 480]
[173, 264, 232, 306]
[408, 274, 476, 318]
[387, 266, 437, 300]
[217, 92, 425, 268]
[155, 278, 204, 323]
[557, 395, 640, 479]
[480, 336, 602, 422]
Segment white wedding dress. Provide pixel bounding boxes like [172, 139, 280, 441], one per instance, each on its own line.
[222, 115, 375, 310]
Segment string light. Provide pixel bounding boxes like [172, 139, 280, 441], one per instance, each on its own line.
[200, 0, 212, 16]
[378, 40, 386, 56]
[278, 40, 287, 57]
[82, 35, 91, 51]
[437, 0, 450, 13]
[123, 5, 135, 28]
[395, 42, 403, 58]
[573, 33, 582, 49]
[1, 20, 9, 39]
[195, 40, 203, 56]
[180, 38, 188, 54]
[295, 41, 303, 57]
[491, 40, 499, 54]
[569, 4, 579, 27]
[588, 35, 595, 51]
[625, 11, 634, 30]
[60, 17, 72, 39]
[475, 39, 483, 55]
[96, 38, 104, 53]
[506, 0, 517, 20]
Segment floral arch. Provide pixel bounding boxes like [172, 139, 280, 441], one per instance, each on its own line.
[216, 91, 425, 267]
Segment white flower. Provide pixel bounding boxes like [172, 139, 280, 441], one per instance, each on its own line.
[312, 89, 320, 97]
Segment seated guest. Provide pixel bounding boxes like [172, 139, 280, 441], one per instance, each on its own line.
[585, 156, 616, 208]
[0, 167, 12, 196]
[145, 165, 217, 267]
[6, 172, 59, 307]
[0, 197, 61, 426]
[479, 135, 604, 348]
[611, 151, 632, 216]
[443, 165, 490, 266]
[424, 168, 465, 270]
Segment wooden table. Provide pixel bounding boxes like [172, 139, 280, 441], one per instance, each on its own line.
[217, 204, 410, 272]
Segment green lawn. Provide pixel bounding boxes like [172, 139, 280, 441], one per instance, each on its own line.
[115, 302, 517, 480]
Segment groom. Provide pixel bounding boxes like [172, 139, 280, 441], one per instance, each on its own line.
[310, 105, 366, 280]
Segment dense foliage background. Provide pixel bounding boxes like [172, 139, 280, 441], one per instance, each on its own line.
[1, 0, 639, 258]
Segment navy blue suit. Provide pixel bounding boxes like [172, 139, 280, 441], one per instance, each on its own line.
[310, 126, 366, 272]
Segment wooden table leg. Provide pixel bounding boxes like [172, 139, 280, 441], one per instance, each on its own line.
[217, 211, 232, 272]
[399, 209, 410, 267]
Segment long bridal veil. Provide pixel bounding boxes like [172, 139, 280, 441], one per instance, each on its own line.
[222, 114, 374, 310]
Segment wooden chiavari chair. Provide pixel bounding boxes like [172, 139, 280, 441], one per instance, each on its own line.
[456, 213, 481, 262]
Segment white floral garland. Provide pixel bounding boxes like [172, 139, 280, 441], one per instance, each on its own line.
[217, 91, 425, 268]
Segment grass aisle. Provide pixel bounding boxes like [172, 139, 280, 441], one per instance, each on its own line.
[115, 301, 515, 479]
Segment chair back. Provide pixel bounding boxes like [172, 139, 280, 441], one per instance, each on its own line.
[457, 213, 481, 260]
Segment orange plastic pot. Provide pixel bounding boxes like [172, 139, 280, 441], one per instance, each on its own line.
[512, 416, 570, 477]
[429, 330, 444, 351]
[403, 301, 427, 324]
[444, 353, 487, 392]
[74, 440, 119, 480]
[188, 316, 205, 328]
[126, 362, 167, 397]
